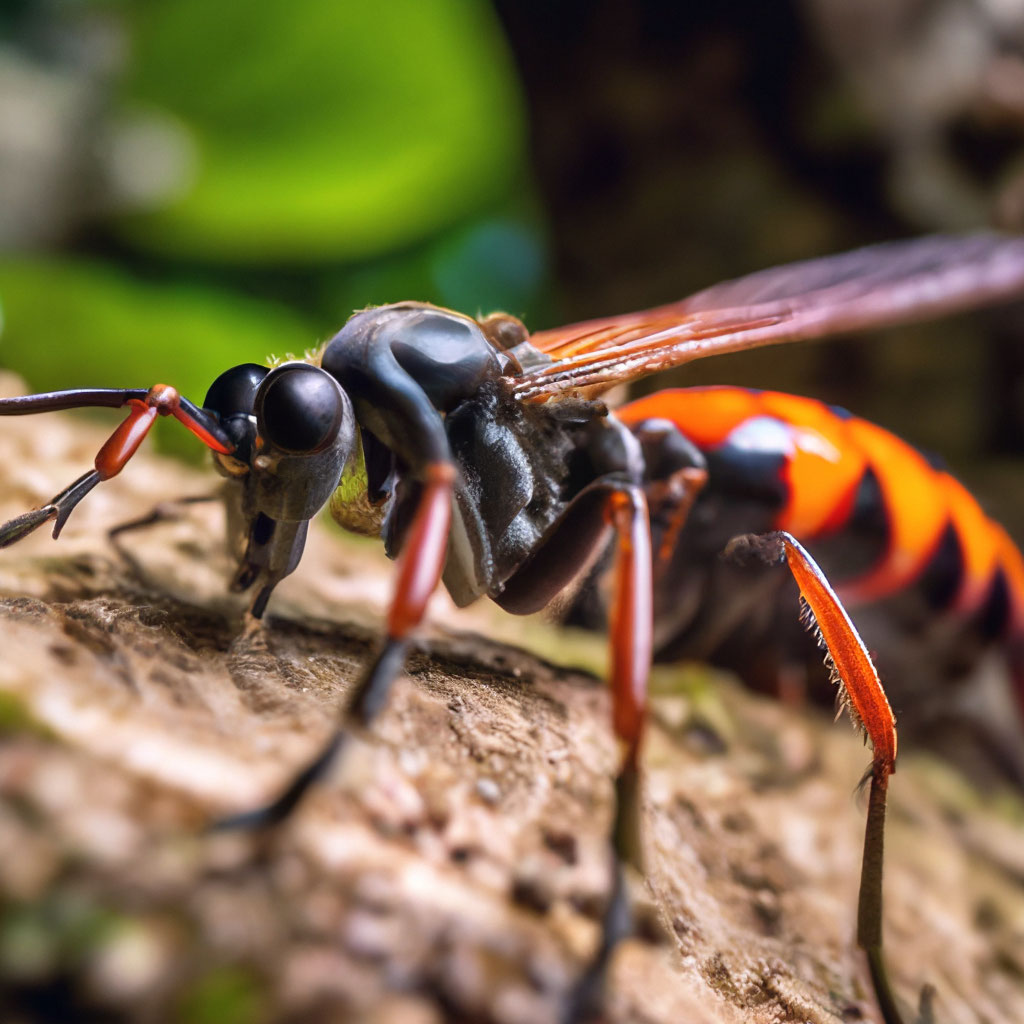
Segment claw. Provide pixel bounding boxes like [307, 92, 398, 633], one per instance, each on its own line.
[0, 506, 57, 547]
[0, 470, 101, 547]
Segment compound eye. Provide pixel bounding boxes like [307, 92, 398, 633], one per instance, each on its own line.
[203, 363, 270, 419]
[257, 364, 344, 454]
[202, 363, 269, 457]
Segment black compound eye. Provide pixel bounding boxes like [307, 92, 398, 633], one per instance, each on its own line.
[203, 363, 270, 419]
[257, 364, 344, 454]
[203, 363, 269, 457]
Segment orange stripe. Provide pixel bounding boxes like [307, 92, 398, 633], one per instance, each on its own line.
[837, 419, 949, 605]
[933, 473, 1000, 615]
[618, 387, 1016, 615]
[617, 387, 761, 447]
[758, 393, 866, 537]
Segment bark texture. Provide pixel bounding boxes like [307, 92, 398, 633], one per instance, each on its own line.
[0, 373, 1022, 1024]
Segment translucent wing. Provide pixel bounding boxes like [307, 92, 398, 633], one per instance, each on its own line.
[511, 234, 1024, 401]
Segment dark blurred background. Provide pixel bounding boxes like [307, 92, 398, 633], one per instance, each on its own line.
[2, 0, 1024, 522]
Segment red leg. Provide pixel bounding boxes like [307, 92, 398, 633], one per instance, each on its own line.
[385, 464, 456, 640]
[565, 483, 653, 1024]
[96, 384, 235, 478]
[607, 486, 653, 864]
[779, 535, 904, 1022]
[776, 533, 897, 767]
[94, 402, 159, 479]
[729, 531, 904, 1023]
[354, 462, 455, 723]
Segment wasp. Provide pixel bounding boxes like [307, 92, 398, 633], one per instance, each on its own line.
[1, 233, 1022, 1023]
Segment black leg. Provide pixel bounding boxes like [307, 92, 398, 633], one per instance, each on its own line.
[212, 465, 453, 833]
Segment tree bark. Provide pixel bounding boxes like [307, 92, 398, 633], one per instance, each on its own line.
[0, 373, 1022, 1024]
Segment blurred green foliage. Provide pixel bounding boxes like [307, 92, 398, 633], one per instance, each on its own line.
[116, 0, 527, 264]
[0, 0, 543, 444]
[320, 215, 546, 326]
[0, 260, 314, 396]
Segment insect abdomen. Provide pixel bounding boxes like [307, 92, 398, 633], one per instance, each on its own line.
[617, 386, 1024, 649]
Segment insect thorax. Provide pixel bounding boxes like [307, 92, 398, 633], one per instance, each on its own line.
[308, 302, 629, 608]
[442, 381, 625, 607]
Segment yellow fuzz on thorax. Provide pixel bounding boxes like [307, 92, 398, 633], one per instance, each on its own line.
[328, 431, 385, 537]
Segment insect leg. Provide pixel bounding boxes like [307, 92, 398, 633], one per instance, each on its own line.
[353, 462, 455, 722]
[0, 385, 232, 452]
[605, 486, 653, 870]
[563, 483, 653, 1024]
[108, 495, 219, 542]
[0, 395, 163, 547]
[624, 417, 708, 571]
[102, 494, 221, 589]
[0, 385, 234, 546]
[729, 532, 905, 1024]
[213, 461, 456, 831]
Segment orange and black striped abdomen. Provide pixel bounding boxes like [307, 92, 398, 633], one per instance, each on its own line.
[617, 387, 1024, 648]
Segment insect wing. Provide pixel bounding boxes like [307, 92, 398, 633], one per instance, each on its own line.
[512, 234, 1024, 401]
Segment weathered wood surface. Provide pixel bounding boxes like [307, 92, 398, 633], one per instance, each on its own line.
[0, 373, 1022, 1024]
